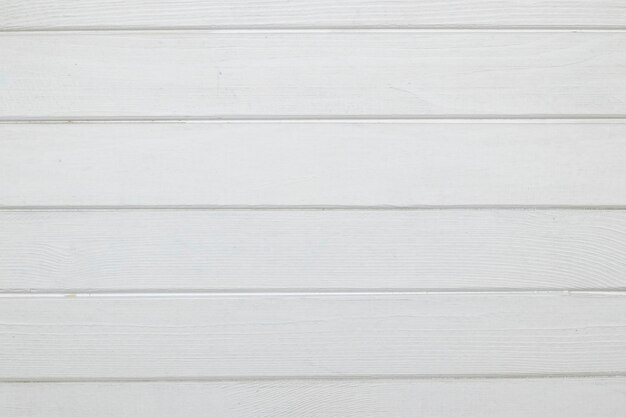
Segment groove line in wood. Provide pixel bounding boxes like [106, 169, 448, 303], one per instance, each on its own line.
[4, 205, 626, 211]
[0, 290, 624, 298]
[2, 372, 626, 383]
[4, 27, 626, 32]
[2, 115, 626, 123]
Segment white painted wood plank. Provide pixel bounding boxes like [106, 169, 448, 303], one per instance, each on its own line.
[2, 209, 626, 291]
[2, 123, 626, 206]
[1, 292, 624, 378]
[2, 32, 625, 118]
[2, 0, 626, 29]
[2, 378, 626, 417]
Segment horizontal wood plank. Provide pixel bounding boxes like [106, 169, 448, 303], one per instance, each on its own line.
[0, 292, 625, 378]
[2, 209, 626, 290]
[1, 32, 625, 118]
[2, 0, 626, 29]
[2, 122, 626, 206]
[2, 378, 626, 417]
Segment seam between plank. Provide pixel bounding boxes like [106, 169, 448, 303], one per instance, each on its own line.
[0, 290, 623, 298]
[3, 26, 626, 33]
[2, 373, 626, 383]
[3, 205, 626, 211]
[2, 115, 626, 123]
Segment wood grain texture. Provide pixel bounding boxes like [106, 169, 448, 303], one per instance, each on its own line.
[2, 0, 626, 29]
[2, 122, 626, 206]
[1, 32, 625, 118]
[1, 292, 625, 379]
[2, 378, 626, 417]
[2, 209, 626, 291]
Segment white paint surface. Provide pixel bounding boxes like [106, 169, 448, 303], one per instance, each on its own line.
[2, 1, 625, 414]
[2, 209, 626, 290]
[2, 378, 626, 417]
[1, 292, 625, 379]
[3, 0, 626, 29]
[2, 123, 626, 206]
[2, 32, 626, 118]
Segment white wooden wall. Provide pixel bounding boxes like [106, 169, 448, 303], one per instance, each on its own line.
[1, 1, 626, 415]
